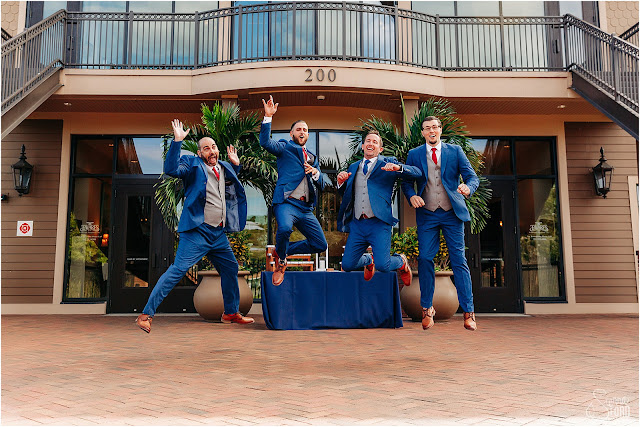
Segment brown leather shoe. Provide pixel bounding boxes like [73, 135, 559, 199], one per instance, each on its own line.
[463, 312, 477, 331]
[272, 258, 287, 286]
[398, 254, 412, 286]
[221, 312, 255, 324]
[364, 255, 375, 281]
[421, 306, 435, 330]
[135, 314, 152, 333]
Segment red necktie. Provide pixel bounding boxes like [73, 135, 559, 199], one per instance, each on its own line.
[431, 147, 438, 165]
[303, 147, 309, 163]
[213, 165, 220, 180]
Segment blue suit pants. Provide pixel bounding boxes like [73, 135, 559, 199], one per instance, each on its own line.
[273, 201, 328, 258]
[417, 208, 474, 312]
[341, 217, 403, 272]
[143, 223, 240, 316]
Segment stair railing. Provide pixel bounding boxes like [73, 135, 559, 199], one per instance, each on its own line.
[1, 10, 66, 114]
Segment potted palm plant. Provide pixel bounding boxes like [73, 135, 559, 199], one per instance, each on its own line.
[155, 102, 277, 320]
[354, 97, 492, 321]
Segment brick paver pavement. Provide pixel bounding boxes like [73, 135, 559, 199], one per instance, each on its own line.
[1, 314, 638, 426]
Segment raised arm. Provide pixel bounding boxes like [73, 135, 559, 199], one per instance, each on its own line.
[259, 95, 286, 156]
[164, 119, 191, 178]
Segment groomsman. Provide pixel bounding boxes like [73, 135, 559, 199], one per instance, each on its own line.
[337, 130, 420, 286]
[401, 116, 479, 331]
[260, 95, 328, 286]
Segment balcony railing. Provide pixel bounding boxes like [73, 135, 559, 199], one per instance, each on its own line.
[2, 3, 638, 116]
[63, 3, 569, 71]
[620, 22, 638, 47]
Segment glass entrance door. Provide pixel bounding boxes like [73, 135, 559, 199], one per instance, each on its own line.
[109, 177, 197, 313]
[467, 180, 521, 313]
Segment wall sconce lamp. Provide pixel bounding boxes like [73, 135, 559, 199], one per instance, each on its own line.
[591, 147, 614, 198]
[11, 145, 34, 196]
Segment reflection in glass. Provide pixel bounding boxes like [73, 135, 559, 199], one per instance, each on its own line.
[243, 186, 269, 299]
[75, 139, 114, 174]
[319, 172, 348, 271]
[80, 1, 126, 12]
[319, 132, 352, 171]
[116, 138, 164, 174]
[455, 1, 499, 16]
[518, 179, 560, 297]
[501, 1, 545, 16]
[411, 1, 455, 16]
[124, 196, 152, 288]
[67, 177, 111, 298]
[480, 197, 504, 287]
[471, 138, 512, 175]
[127, 1, 172, 12]
[175, 2, 219, 13]
[42, 1, 67, 19]
[515, 140, 553, 175]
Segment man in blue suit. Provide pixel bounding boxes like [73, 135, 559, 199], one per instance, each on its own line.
[401, 116, 480, 331]
[260, 95, 328, 286]
[135, 119, 254, 333]
[337, 130, 420, 286]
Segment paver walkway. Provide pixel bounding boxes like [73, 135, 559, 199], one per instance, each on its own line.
[2, 314, 638, 426]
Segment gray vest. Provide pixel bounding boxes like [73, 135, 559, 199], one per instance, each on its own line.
[354, 159, 375, 219]
[290, 148, 312, 201]
[422, 152, 452, 212]
[204, 165, 226, 227]
[289, 175, 310, 201]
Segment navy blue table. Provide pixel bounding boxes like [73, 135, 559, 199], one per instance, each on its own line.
[261, 271, 403, 330]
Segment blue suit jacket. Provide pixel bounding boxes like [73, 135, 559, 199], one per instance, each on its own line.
[401, 143, 479, 222]
[164, 139, 247, 233]
[337, 156, 421, 232]
[259, 122, 326, 206]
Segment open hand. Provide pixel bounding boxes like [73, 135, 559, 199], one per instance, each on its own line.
[171, 119, 190, 142]
[381, 163, 400, 172]
[227, 145, 239, 166]
[337, 172, 352, 186]
[410, 195, 425, 208]
[262, 95, 279, 117]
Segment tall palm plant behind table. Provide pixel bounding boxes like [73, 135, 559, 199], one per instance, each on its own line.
[349, 97, 491, 233]
[154, 102, 277, 232]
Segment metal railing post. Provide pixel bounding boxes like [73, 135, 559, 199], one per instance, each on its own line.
[610, 38, 620, 102]
[394, 4, 399, 65]
[499, 14, 506, 68]
[342, 2, 347, 60]
[563, 16, 570, 69]
[292, 2, 297, 60]
[435, 14, 440, 70]
[237, 4, 243, 62]
[194, 11, 200, 68]
[127, 11, 134, 68]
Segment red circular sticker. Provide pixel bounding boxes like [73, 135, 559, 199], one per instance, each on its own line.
[19, 223, 30, 234]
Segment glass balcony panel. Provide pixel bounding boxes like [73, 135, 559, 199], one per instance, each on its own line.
[410, 1, 455, 16]
[174, 2, 219, 13]
[501, 1, 545, 16]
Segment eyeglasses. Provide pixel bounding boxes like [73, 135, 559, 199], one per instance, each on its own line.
[422, 125, 440, 131]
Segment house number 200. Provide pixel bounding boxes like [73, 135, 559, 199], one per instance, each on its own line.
[305, 68, 336, 82]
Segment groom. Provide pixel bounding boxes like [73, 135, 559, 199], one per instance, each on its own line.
[401, 116, 479, 331]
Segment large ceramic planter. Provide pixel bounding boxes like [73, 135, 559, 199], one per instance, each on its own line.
[400, 270, 459, 321]
[193, 270, 253, 321]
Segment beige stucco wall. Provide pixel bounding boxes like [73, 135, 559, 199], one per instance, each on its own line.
[604, 1, 639, 36]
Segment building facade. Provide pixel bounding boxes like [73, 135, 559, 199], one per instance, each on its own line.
[1, 1, 638, 315]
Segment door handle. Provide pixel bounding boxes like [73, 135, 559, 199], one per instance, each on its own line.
[471, 254, 479, 268]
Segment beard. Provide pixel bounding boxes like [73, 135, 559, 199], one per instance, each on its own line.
[292, 134, 308, 146]
[200, 153, 218, 166]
